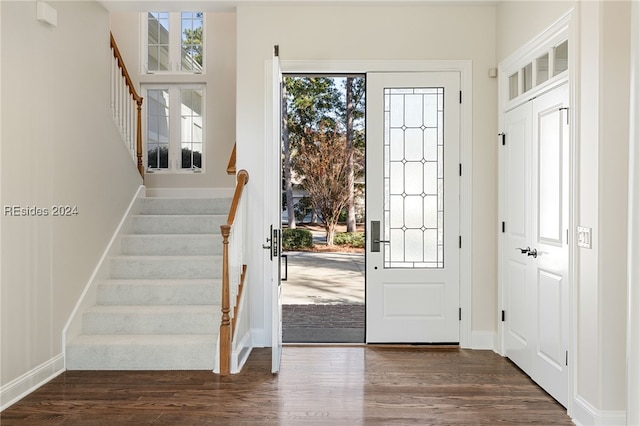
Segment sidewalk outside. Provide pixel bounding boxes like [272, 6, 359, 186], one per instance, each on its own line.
[281, 250, 365, 343]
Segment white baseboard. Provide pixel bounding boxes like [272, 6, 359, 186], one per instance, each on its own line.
[0, 354, 64, 411]
[251, 329, 266, 347]
[470, 330, 496, 350]
[145, 187, 234, 198]
[232, 331, 253, 374]
[572, 394, 626, 426]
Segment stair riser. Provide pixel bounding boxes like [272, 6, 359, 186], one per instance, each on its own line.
[82, 311, 221, 334]
[66, 339, 216, 370]
[142, 198, 232, 215]
[110, 257, 221, 279]
[130, 215, 226, 234]
[121, 235, 223, 255]
[97, 282, 221, 305]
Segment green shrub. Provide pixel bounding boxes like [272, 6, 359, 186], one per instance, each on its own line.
[282, 228, 313, 250]
[333, 232, 365, 248]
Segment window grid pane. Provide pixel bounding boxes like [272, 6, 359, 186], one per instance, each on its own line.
[181, 12, 203, 72]
[147, 89, 170, 169]
[383, 87, 445, 269]
[147, 12, 170, 72]
[180, 89, 203, 169]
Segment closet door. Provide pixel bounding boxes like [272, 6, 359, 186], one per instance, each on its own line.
[502, 83, 569, 407]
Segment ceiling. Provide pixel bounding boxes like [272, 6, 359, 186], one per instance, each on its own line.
[99, 0, 499, 13]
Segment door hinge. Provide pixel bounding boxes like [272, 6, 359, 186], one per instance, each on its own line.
[459, 163, 462, 177]
[459, 308, 462, 321]
[274, 45, 279, 57]
[459, 91, 463, 104]
[566, 350, 568, 366]
[459, 236, 462, 248]
[502, 222, 506, 233]
[499, 132, 506, 146]
[501, 310, 505, 322]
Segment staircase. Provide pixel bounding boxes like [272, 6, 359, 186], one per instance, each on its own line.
[66, 196, 231, 370]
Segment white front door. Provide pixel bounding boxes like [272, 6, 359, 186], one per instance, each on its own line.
[502, 83, 569, 406]
[270, 48, 283, 373]
[366, 72, 461, 343]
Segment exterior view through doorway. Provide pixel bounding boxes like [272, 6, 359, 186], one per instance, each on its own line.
[280, 75, 366, 343]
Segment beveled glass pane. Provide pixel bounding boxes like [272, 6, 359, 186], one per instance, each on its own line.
[405, 230, 423, 262]
[390, 129, 404, 160]
[405, 95, 423, 127]
[405, 196, 424, 228]
[424, 195, 437, 228]
[424, 94, 438, 127]
[405, 162, 423, 195]
[424, 229, 437, 262]
[390, 95, 404, 127]
[424, 128, 437, 161]
[424, 162, 437, 195]
[390, 162, 404, 195]
[389, 195, 404, 228]
[404, 129, 423, 161]
[390, 229, 405, 261]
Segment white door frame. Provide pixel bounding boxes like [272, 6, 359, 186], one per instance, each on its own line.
[264, 59, 473, 348]
[497, 9, 576, 416]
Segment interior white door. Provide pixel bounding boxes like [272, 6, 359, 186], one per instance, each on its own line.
[366, 72, 460, 343]
[530, 84, 569, 406]
[270, 47, 283, 374]
[503, 100, 533, 372]
[502, 83, 569, 406]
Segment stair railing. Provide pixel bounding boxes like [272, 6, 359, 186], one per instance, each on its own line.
[110, 32, 144, 179]
[220, 169, 249, 375]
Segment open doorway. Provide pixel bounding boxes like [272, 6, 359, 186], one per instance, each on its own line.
[280, 75, 366, 343]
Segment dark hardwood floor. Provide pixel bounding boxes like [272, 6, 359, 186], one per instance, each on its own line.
[1, 346, 572, 425]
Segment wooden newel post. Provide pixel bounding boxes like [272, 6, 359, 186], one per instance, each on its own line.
[219, 224, 232, 376]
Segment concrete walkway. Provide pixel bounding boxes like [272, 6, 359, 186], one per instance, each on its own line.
[281, 251, 365, 304]
[281, 251, 365, 343]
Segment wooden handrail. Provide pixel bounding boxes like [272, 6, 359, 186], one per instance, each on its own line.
[110, 32, 144, 179]
[220, 169, 249, 375]
[227, 144, 237, 175]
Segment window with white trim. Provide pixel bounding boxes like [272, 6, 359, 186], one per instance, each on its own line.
[144, 12, 204, 74]
[145, 85, 204, 172]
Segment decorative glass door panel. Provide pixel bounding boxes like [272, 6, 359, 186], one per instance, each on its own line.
[383, 88, 444, 269]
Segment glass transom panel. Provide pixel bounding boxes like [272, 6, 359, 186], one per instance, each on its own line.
[383, 87, 444, 269]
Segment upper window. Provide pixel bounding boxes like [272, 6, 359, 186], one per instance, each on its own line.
[508, 39, 568, 101]
[145, 12, 204, 74]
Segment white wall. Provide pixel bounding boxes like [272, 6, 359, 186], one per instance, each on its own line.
[496, 0, 630, 422]
[1, 0, 141, 395]
[110, 12, 237, 190]
[236, 5, 498, 344]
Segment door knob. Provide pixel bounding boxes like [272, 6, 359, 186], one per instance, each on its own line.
[527, 248, 538, 258]
[516, 247, 531, 254]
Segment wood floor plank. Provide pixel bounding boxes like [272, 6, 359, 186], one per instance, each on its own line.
[1, 346, 572, 425]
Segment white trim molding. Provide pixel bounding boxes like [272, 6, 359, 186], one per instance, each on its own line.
[0, 354, 64, 411]
[470, 330, 496, 351]
[572, 395, 626, 426]
[627, 2, 640, 424]
[264, 59, 473, 349]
